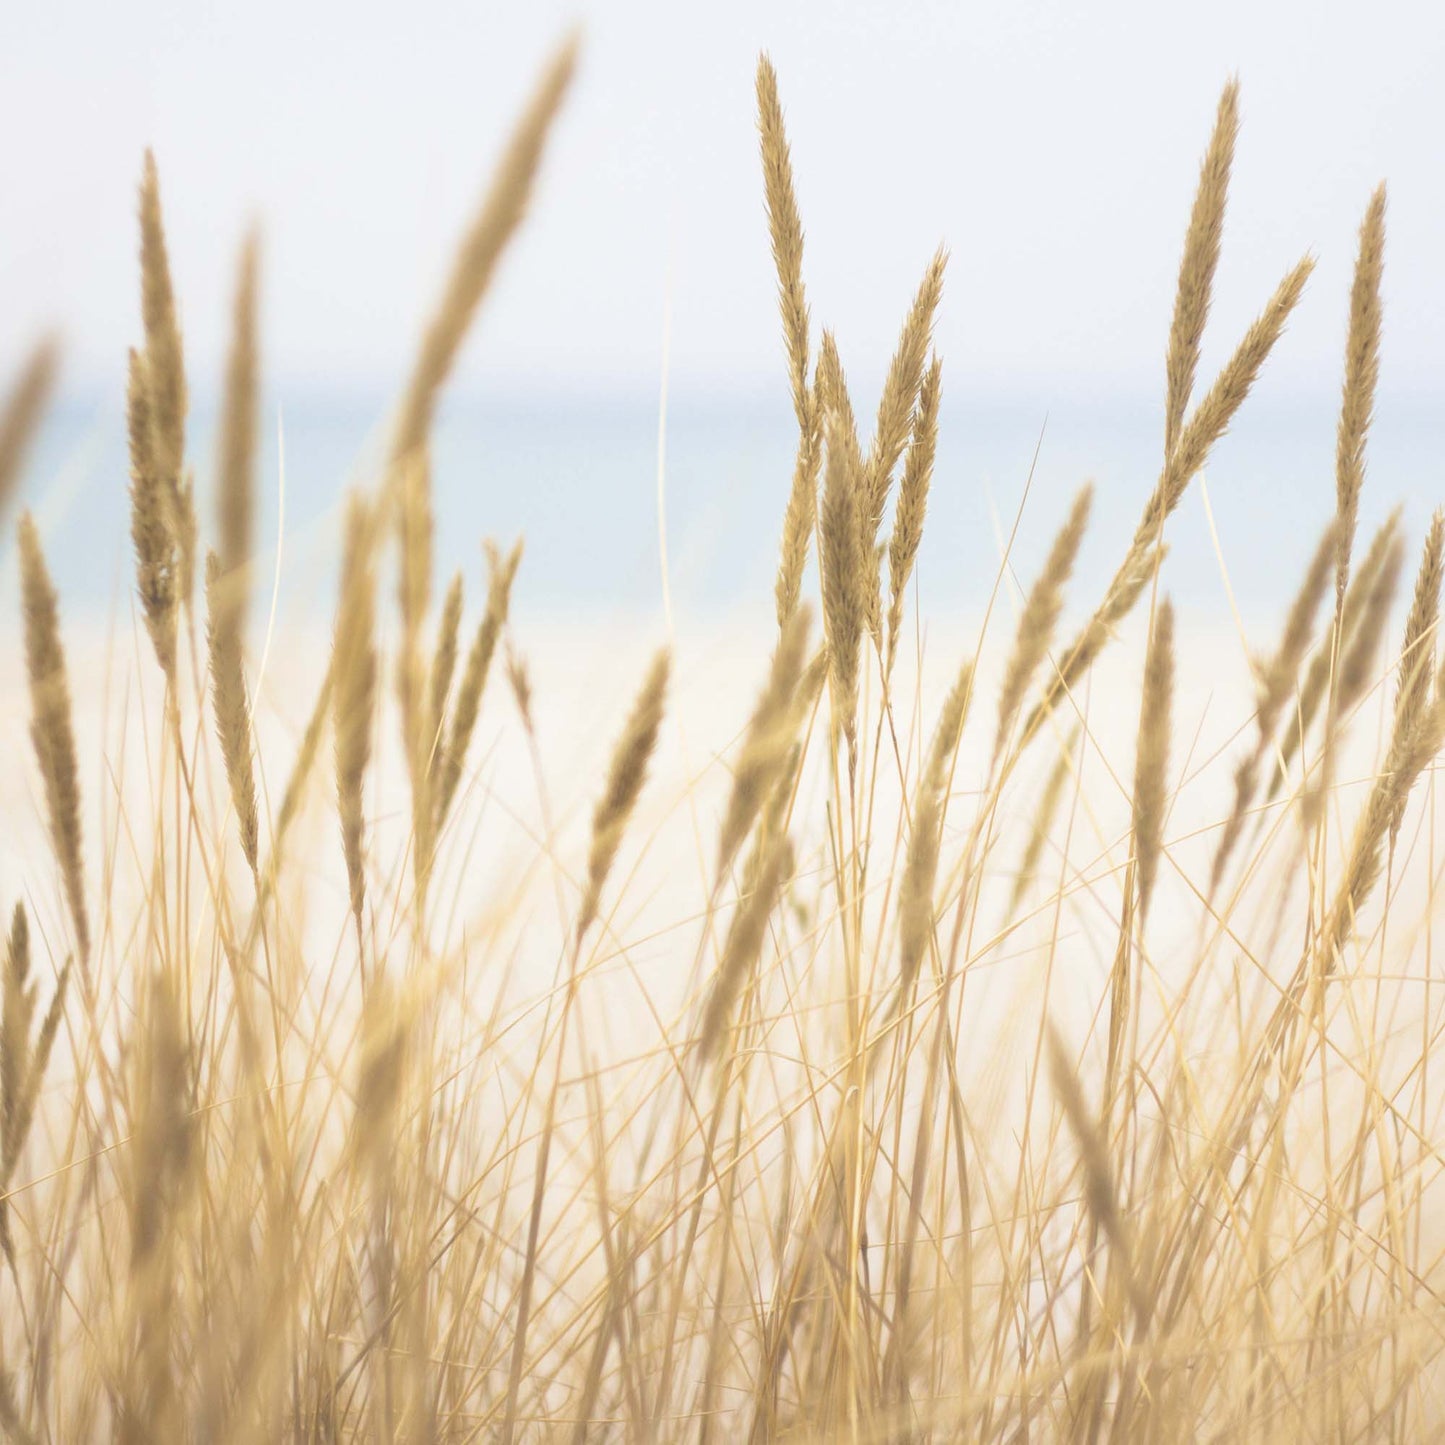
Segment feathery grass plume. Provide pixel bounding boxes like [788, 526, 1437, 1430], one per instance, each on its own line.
[334, 497, 378, 942]
[205, 551, 259, 871]
[1009, 730, 1077, 920]
[18, 514, 88, 963]
[429, 570, 465, 748]
[1164, 79, 1239, 457]
[756, 54, 810, 433]
[865, 249, 947, 526]
[898, 660, 973, 996]
[127, 349, 178, 679]
[1138, 257, 1313, 550]
[576, 649, 670, 943]
[885, 354, 942, 675]
[696, 831, 795, 1068]
[137, 149, 195, 610]
[391, 35, 577, 473]
[774, 404, 822, 628]
[215, 230, 259, 610]
[815, 330, 860, 455]
[1336, 525, 1405, 718]
[1334, 184, 1387, 606]
[1392, 512, 1443, 770]
[0, 338, 59, 521]
[436, 539, 522, 831]
[819, 405, 866, 755]
[716, 606, 811, 880]
[1210, 518, 1339, 891]
[1132, 598, 1175, 920]
[995, 484, 1093, 757]
[1268, 512, 1401, 803]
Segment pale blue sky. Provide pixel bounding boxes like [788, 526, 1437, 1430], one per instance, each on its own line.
[4, 0, 1445, 407]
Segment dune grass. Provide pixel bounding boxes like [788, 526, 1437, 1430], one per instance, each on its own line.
[1, 37, 1444, 1442]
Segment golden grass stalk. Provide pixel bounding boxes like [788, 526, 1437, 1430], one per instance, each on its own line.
[395, 446, 435, 885]
[390, 35, 578, 473]
[696, 831, 794, 1068]
[1267, 511, 1401, 804]
[1392, 511, 1443, 777]
[1008, 729, 1077, 920]
[898, 660, 973, 996]
[1132, 597, 1175, 921]
[819, 404, 866, 756]
[272, 658, 334, 866]
[773, 402, 822, 628]
[127, 349, 178, 680]
[1138, 256, 1313, 550]
[429, 569, 465, 754]
[995, 483, 1093, 758]
[137, 149, 195, 611]
[576, 649, 671, 942]
[18, 513, 88, 964]
[865, 248, 947, 529]
[1047, 1025, 1148, 1328]
[1164, 80, 1239, 457]
[205, 551, 259, 872]
[756, 53, 810, 433]
[885, 354, 941, 676]
[0, 337, 59, 522]
[716, 605, 811, 880]
[1334, 184, 1387, 605]
[334, 497, 378, 944]
[435, 539, 522, 832]
[1336, 524, 1405, 716]
[0, 905, 68, 1266]
[1210, 517, 1339, 891]
[215, 230, 259, 610]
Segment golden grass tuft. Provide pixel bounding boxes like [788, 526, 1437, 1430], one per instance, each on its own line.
[3, 47, 1445, 1445]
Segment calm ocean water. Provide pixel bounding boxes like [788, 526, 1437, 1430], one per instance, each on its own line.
[13, 385, 1445, 632]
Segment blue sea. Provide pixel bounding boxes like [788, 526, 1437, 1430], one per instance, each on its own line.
[14, 384, 1445, 633]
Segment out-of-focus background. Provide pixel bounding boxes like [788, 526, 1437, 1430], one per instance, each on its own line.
[4, 0, 1444, 622]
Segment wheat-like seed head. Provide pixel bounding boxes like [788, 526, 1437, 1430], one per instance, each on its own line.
[1165, 79, 1239, 457]
[1335, 184, 1387, 606]
[577, 649, 670, 943]
[205, 551, 260, 871]
[1132, 597, 1175, 921]
[18, 513, 88, 964]
[216, 230, 259, 619]
[886, 354, 942, 677]
[0, 338, 59, 522]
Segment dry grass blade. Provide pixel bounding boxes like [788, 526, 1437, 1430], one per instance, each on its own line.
[334, 498, 378, 943]
[1132, 598, 1175, 921]
[18, 513, 88, 964]
[995, 484, 1093, 758]
[576, 648, 670, 942]
[391, 34, 578, 472]
[429, 570, 465, 755]
[1392, 511, 1443, 769]
[1164, 79, 1239, 457]
[216, 230, 259, 606]
[886, 355, 942, 675]
[0, 338, 59, 522]
[1335, 184, 1387, 605]
[205, 551, 260, 871]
